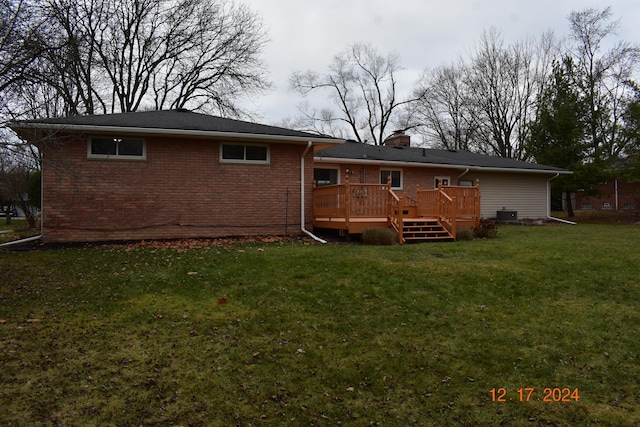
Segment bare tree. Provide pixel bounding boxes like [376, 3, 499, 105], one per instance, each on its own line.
[0, 0, 43, 94]
[413, 64, 479, 150]
[290, 43, 423, 144]
[567, 6, 640, 162]
[4, 0, 269, 119]
[413, 29, 558, 157]
[463, 28, 556, 159]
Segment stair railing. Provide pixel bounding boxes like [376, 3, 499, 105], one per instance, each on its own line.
[437, 191, 457, 240]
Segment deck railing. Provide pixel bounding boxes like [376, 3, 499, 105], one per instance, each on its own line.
[416, 180, 481, 228]
[438, 191, 457, 240]
[313, 177, 481, 239]
[387, 188, 403, 240]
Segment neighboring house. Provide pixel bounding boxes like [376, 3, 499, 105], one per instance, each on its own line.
[314, 131, 571, 220]
[9, 111, 571, 243]
[575, 177, 640, 212]
[9, 109, 342, 243]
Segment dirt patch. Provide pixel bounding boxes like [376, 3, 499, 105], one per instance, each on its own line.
[1, 234, 317, 252]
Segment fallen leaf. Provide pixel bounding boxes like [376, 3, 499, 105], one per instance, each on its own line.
[252, 352, 260, 358]
[187, 271, 198, 275]
[26, 318, 40, 323]
[218, 297, 227, 305]
[346, 387, 355, 392]
[155, 314, 164, 319]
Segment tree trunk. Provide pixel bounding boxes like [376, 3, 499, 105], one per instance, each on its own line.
[3, 206, 11, 225]
[565, 190, 575, 217]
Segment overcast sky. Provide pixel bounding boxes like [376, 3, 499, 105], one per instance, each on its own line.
[240, 0, 640, 126]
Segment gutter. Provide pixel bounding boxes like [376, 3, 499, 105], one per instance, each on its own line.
[546, 173, 576, 225]
[314, 156, 571, 175]
[300, 142, 327, 243]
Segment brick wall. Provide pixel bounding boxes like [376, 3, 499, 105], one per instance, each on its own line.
[41, 134, 314, 243]
[576, 179, 640, 211]
[316, 163, 460, 196]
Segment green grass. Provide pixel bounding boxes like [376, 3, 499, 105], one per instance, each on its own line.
[0, 218, 39, 244]
[1, 224, 639, 426]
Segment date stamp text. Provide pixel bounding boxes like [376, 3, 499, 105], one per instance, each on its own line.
[490, 388, 580, 402]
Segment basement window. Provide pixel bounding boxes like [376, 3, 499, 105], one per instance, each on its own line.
[221, 143, 269, 164]
[89, 137, 145, 160]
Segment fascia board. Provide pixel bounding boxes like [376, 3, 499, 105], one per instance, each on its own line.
[313, 156, 573, 175]
[10, 122, 345, 145]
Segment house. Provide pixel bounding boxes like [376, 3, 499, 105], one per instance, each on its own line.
[9, 110, 571, 244]
[9, 109, 343, 243]
[575, 173, 640, 212]
[313, 131, 571, 238]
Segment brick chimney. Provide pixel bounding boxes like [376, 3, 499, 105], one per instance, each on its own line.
[384, 130, 411, 147]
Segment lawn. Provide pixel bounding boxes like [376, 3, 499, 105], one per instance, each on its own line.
[0, 218, 39, 244]
[1, 224, 639, 426]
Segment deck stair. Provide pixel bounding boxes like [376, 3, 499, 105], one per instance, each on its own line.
[401, 218, 454, 242]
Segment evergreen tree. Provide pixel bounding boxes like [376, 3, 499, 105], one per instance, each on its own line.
[528, 57, 604, 216]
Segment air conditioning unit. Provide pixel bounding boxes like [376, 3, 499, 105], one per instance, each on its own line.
[496, 208, 517, 222]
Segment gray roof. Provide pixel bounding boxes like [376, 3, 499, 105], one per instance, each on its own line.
[10, 109, 341, 143]
[315, 140, 571, 174]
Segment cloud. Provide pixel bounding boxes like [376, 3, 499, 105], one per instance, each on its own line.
[243, 0, 640, 124]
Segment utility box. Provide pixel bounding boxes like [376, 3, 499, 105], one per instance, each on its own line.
[496, 209, 517, 222]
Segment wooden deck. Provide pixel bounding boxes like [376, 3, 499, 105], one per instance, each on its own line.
[313, 177, 481, 243]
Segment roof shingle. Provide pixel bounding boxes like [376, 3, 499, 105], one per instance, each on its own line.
[316, 140, 570, 173]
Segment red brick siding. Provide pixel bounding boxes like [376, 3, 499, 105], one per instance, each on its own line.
[576, 179, 640, 211]
[316, 163, 460, 196]
[41, 134, 313, 243]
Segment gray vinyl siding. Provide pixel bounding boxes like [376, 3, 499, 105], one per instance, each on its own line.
[472, 172, 551, 219]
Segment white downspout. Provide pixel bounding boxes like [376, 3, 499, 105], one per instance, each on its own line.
[547, 173, 576, 225]
[457, 168, 470, 179]
[615, 179, 619, 210]
[301, 141, 327, 243]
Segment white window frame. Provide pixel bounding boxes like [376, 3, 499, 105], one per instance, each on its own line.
[435, 176, 451, 188]
[380, 169, 402, 190]
[88, 137, 146, 160]
[220, 143, 270, 165]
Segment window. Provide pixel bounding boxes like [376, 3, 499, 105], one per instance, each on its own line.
[623, 202, 634, 209]
[602, 202, 612, 209]
[314, 168, 339, 186]
[221, 143, 269, 164]
[380, 169, 402, 189]
[89, 137, 145, 159]
[435, 176, 450, 188]
[581, 203, 592, 210]
[459, 180, 474, 187]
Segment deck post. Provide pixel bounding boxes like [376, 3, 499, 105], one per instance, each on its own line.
[475, 178, 481, 227]
[344, 173, 350, 231]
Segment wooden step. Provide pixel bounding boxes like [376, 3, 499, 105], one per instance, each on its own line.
[401, 218, 454, 242]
